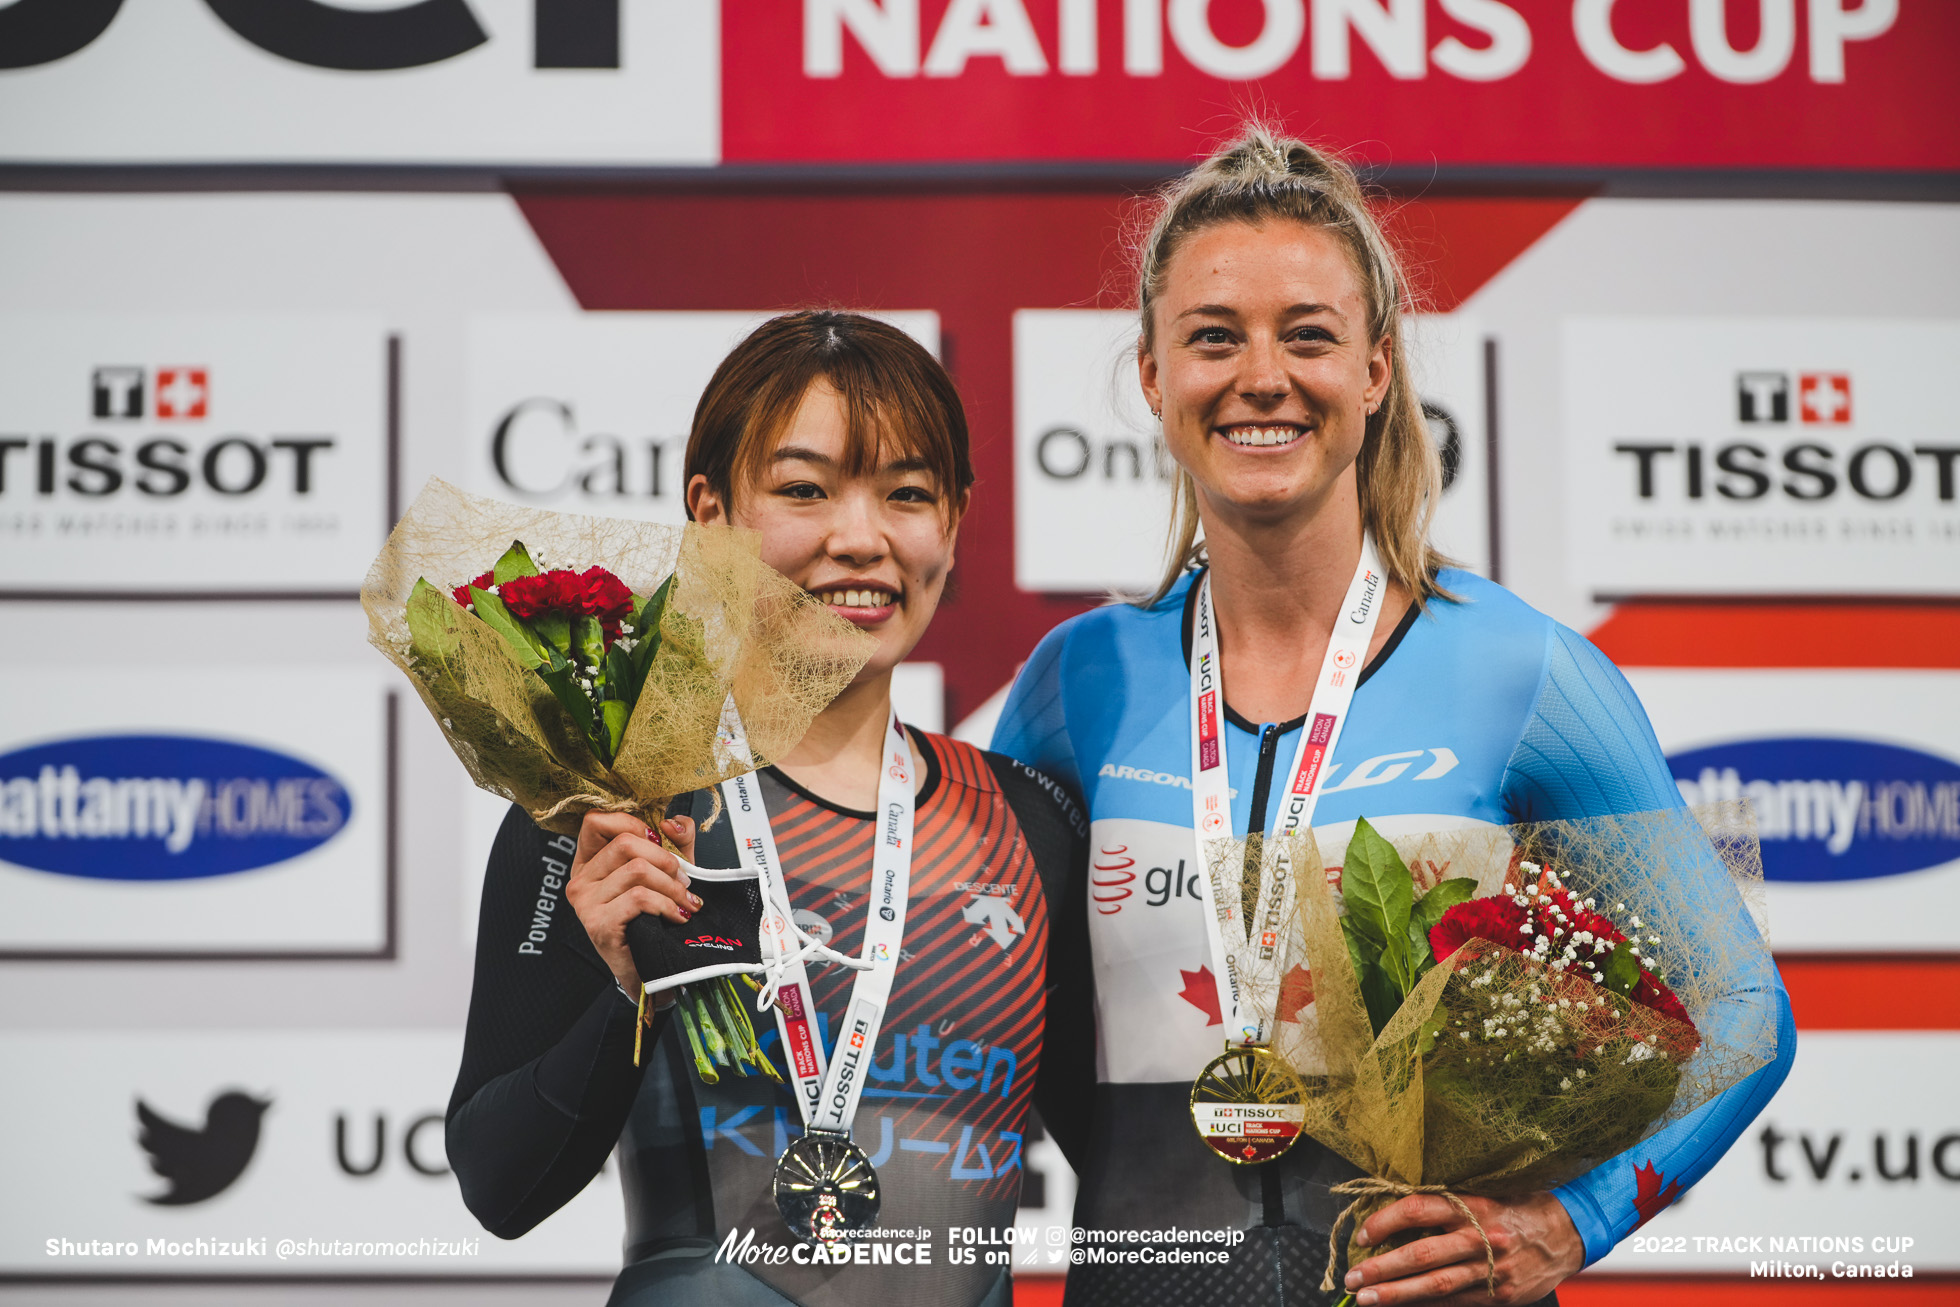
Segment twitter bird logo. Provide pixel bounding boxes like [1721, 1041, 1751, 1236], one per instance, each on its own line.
[135, 1091, 271, 1206]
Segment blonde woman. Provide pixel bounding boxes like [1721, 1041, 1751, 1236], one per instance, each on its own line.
[992, 129, 1792, 1306]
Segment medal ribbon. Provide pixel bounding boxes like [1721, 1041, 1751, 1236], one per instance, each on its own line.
[1188, 536, 1387, 1046]
[721, 710, 916, 1137]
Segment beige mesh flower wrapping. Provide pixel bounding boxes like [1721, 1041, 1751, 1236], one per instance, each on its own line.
[1214, 804, 1780, 1285]
[363, 479, 876, 834]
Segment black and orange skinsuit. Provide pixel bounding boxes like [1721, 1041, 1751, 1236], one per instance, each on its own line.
[447, 730, 1093, 1307]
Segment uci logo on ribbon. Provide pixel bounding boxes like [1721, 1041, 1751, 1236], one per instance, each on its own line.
[0, 734, 351, 881]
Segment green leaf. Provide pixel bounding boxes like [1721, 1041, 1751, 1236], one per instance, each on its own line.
[534, 660, 606, 761]
[630, 575, 673, 682]
[1355, 959, 1404, 1039]
[677, 999, 719, 1086]
[465, 586, 544, 670]
[601, 699, 630, 758]
[572, 614, 606, 669]
[1341, 818, 1414, 958]
[1600, 942, 1641, 996]
[492, 540, 539, 585]
[1407, 919, 1438, 982]
[531, 611, 571, 656]
[1413, 877, 1479, 934]
[1342, 915, 1371, 980]
[405, 578, 461, 662]
[604, 643, 636, 700]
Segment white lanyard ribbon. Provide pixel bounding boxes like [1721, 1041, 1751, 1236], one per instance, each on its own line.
[721, 711, 916, 1136]
[1189, 536, 1387, 1046]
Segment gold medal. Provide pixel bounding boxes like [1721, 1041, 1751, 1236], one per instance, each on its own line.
[1189, 1045, 1306, 1165]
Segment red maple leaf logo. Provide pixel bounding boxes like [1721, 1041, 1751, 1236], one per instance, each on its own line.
[1178, 966, 1222, 1026]
[1632, 1159, 1683, 1229]
[1277, 965, 1315, 1023]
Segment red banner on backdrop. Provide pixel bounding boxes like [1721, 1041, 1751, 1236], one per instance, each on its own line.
[723, 0, 1958, 171]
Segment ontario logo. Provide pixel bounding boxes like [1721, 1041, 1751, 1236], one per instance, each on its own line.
[0, 734, 350, 880]
[1669, 737, 1960, 882]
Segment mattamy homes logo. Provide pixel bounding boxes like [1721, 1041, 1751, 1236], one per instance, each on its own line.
[0, 315, 387, 592]
[0, 734, 351, 881]
[1564, 318, 1960, 597]
[1669, 737, 1960, 883]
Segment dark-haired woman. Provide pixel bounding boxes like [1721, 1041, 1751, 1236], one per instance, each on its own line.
[447, 312, 1092, 1307]
[992, 129, 1793, 1306]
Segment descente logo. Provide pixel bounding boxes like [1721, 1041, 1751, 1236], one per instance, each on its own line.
[0, 735, 350, 881]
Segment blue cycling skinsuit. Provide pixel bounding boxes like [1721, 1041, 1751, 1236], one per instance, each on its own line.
[992, 567, 1795, 1307]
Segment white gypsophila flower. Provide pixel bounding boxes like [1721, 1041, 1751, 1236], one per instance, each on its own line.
[1560, 1078, 1572, 1090]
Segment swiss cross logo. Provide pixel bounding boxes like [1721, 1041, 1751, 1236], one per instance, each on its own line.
[155, 367, 209, 419]
[1800, 373, 1852, 424]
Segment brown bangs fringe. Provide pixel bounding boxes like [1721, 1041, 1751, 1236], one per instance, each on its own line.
[685, 311, 973, 520]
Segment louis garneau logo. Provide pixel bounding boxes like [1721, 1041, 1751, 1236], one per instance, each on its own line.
[1098, 747, 1457, 797]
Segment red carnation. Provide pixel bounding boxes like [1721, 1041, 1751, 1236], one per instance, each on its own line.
[451, 570, 494, 607]
[1429, 896, 1528, 962]
[495, 565, 636, 649]
[572, 566, 634, 621]
[1431, 880, 1698, 1043]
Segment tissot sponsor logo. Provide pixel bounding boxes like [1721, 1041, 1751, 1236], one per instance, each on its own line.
[1, 365, 335, 503]
[1670, 737, 1960, 881]
[1611, 365, 1955, 506]
[825, 1002, 878, 1118]
[0, 734, 351, 880]
[0, 316, 388, 593]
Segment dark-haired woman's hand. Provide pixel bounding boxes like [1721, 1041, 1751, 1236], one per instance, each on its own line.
[564, 811, 701, 1001]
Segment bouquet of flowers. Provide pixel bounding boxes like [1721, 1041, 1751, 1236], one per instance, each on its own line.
[364, 478, 876, 1070]
[1246, 806, 1778, 1303]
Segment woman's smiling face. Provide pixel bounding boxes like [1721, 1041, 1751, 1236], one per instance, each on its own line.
[1141, 219, 1392, 527]
[687, 379, 961, 686]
